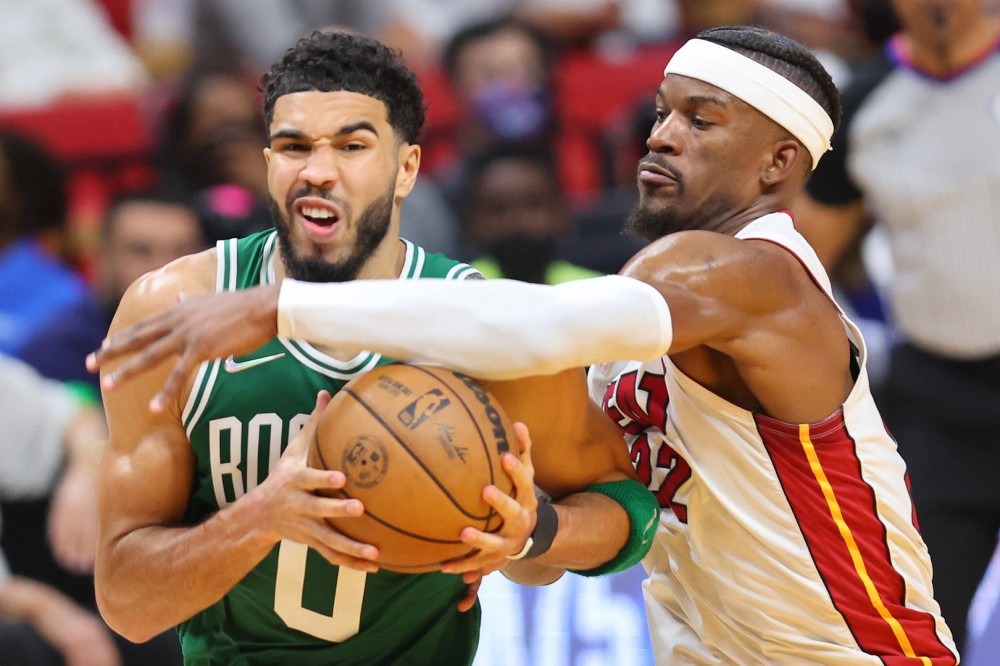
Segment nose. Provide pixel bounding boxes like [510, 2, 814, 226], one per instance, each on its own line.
[646, 112, 681, 155]
[299, 145, 338, 188]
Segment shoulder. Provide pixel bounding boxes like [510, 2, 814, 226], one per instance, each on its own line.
[110, 248, 218, 334]
[405, 240, 482, 280]
[622, 230, 808, 309]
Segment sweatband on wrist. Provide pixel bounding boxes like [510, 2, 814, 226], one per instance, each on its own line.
[278, 275, 672, 380]
[570, 480, 660, 577]
[664, 39, 834, 169]
[524, 500, 558, 559]
[505, 498, 559, 561]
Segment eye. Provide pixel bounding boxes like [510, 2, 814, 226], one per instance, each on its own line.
[691, 116, 712, 130]
[275, 141, 309, 153]
[343, 142, 367, 152]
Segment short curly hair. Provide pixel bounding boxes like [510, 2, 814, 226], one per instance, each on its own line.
[261, 31, 426, 145]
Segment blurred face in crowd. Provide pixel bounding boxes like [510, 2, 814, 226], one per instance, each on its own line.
[100, 201, 204, 304]
[182, 74, 268, 197]
[452, 27, 552, 141]
[468, 156, 568, 244]
[891, 0, 991, 48]
[264, 90, 419, 282]
[452, 28, 547, 100]
[467, 154, 570, 282]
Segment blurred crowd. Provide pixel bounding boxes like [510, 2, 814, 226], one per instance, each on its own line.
[1, 1, 998, 664]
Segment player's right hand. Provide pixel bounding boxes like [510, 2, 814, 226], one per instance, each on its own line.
[87, 284, 281, 413]
[247, 390, 380, 572]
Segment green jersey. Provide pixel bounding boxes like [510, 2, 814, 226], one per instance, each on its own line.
[177, 230, 483, 665]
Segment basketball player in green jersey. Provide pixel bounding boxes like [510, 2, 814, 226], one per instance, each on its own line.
[93, 31, 657, 665]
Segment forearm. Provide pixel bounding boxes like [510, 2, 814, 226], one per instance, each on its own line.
[505, 493, 629, 585]
[278, 276, 673, 380]
[504, 493, 628, 586]
[96, 494, 276, 642]
[504, 479, 658, 585]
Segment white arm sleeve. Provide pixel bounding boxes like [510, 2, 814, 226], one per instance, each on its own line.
[278, 275, 673, 380]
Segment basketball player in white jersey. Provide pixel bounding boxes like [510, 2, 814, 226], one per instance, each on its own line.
[91, 25, 959, 664]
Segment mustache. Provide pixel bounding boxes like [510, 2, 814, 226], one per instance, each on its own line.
[637, 154, 683, 183]
[285, 186, 343, 209]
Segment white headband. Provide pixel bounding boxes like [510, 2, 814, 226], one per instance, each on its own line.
[663, 39, 833, 169]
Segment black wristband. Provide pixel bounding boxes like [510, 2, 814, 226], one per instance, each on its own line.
[524, 500, 559, 560]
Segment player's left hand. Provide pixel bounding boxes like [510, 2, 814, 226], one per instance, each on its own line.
[440, 422, 538, 576]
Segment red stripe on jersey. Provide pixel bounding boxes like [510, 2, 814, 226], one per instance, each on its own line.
[757, 410, 956, 665]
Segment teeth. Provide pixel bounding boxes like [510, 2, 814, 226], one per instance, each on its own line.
[301, 206, 334, 219]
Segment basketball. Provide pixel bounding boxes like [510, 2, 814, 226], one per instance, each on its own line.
[309, 364, 517, 573]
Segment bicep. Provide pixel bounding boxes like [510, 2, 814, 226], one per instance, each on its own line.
[99, 271, 205, 544]
[484, 369, 635, 499]
[621, 239, 752, 355]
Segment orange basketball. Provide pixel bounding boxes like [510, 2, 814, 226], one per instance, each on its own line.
[309, 364, 517, 573]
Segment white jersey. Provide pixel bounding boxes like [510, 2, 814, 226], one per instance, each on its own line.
[588, 213, 958, 665]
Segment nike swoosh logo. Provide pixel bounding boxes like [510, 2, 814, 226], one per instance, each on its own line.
[223, 352, 286, 373]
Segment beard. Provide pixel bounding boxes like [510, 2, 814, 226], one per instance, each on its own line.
[272, 183, 394, 283]
[624, 189, 740, 241]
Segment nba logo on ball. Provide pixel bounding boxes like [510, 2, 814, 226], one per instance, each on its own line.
[397, 389, 451, 429]
[312, 364, 516, 571]
[342, 435, 389, 489]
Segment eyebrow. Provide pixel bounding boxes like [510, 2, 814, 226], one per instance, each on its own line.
[269, 121, 380, 143]
[657, 83, 729, 109]
[687, 95, 728, 108]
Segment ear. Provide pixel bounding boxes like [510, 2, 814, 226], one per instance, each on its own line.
[761, 139, 802, 187]
[395, 143, 421, 199]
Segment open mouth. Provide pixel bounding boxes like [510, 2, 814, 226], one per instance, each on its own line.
[301, 206, 339, 227]
[294, 200, 343, 238]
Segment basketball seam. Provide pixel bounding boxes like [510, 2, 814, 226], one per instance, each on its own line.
[342, 385, 493, 522]
[408, 366, 506, 529]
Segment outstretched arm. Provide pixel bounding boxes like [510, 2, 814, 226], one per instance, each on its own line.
[90, 275, 673, 409]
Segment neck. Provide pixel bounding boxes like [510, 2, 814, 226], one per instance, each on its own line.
[707, 198, 790, 237]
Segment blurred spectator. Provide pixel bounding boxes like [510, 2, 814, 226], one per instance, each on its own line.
[379, 0, 675, 67]
[156, 63, 272, 242]
[0, 354, 119, 666]
[794, 0, 1000, 651]
[515, 0, 677, 50]
[0, 0, 146, 107]
[756, 0, 856, 86]
[192, 0, 391, 74]
[0, 130, 87, 355]
[849, 0, 902, 49]
[461, 142, 600, 283]
[18, 189, 205, 391]
[443, 17, 558, 161]
[5, 190, 201, 664]
[430, 16, 603, 201]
